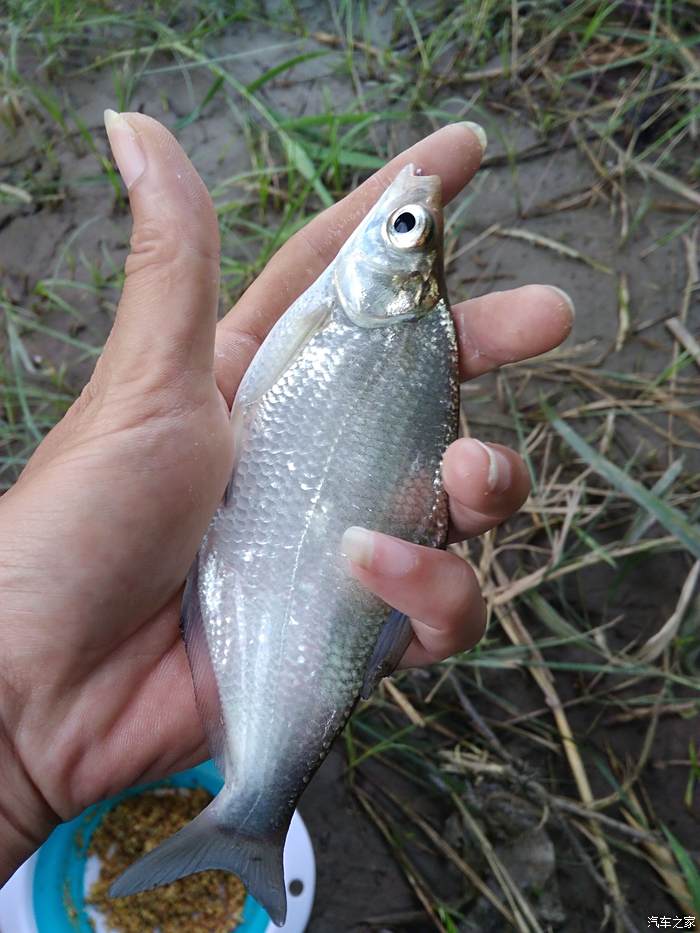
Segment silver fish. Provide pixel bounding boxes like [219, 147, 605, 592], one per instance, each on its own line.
[112, 164, 459, 925]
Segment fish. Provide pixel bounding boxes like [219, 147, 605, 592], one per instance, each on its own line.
[111, 163, 460, 926]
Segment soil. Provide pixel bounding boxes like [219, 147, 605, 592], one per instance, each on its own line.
[1, 9, 698, 933]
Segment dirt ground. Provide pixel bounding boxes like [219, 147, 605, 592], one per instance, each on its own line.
[1, 5, 699, 932]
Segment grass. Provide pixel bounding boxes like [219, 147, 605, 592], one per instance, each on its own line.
[1, 1, 699, 929]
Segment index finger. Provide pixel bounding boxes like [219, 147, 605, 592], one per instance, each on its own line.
[214, 122, 485, 403]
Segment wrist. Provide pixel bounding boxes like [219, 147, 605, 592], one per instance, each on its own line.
[0, 805, 39, 887]
[0, 684, 57, 886]
[0, 496, 61, 884]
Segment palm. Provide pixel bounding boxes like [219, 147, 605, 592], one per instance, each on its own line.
[4, 368, 233, 819]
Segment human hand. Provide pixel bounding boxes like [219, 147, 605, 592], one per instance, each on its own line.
[0, 114, 573, 880]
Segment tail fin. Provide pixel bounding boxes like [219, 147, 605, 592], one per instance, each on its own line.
[109, 796, 288, 926]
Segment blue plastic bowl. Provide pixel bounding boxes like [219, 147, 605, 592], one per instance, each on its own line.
[32, 760, 269, 933]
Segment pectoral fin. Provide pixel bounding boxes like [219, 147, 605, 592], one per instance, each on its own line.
[180, 560, 227, 776]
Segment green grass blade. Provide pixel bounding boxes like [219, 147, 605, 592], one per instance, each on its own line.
[544, 402, 700, 559]
[175, 75, 224, 130]
[245, 51, 329, 93]
[4, 315, 41, 442]
[626, 457, 685, 544]
[169, 39, 334, 208]
[523, 592, 581, 639]
[662, 825, 700, 912]
[280, 135, 333, 207]
[303, 141, 384, 169]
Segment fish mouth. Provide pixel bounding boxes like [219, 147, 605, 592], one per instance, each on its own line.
[391, 162, 442, 210]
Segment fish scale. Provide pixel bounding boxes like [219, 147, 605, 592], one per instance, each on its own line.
[210, 310, 456, 789]
[111, 164, 460, 926]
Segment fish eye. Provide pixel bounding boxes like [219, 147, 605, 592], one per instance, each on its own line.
[393, 211, 416, 234]
[386, 203, 432, 248]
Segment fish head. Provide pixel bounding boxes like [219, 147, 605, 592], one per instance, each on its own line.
[333, 163, 446, 327]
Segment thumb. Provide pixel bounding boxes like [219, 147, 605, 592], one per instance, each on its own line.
[101, 110, 220, 384]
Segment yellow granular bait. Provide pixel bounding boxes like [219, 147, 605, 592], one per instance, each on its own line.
[86, 786, 246, 933]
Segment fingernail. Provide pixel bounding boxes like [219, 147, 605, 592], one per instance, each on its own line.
[472, 440, 512, 493]
[545, 285, 576, 322]
[104, 109, 145, 189]
[341, 527, 417, 577]
[459, 121, 487, 154]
